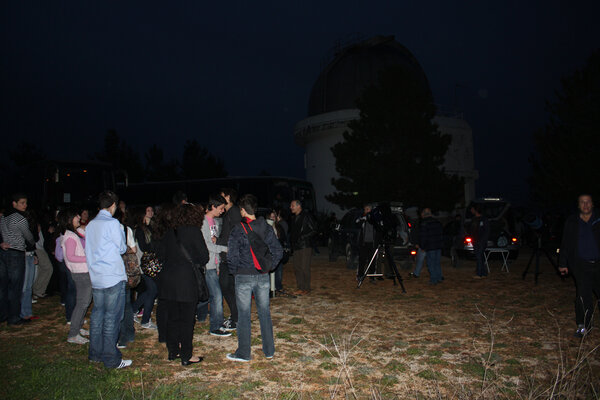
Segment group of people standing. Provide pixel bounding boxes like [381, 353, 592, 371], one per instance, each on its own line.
[1, 187, 320, 369]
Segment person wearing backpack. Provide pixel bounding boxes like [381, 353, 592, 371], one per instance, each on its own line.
[226, 194, 283, 362]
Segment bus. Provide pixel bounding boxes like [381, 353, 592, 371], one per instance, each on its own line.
[121, 176, 317, 214]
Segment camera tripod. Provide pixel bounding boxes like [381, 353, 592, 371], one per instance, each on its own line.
[357, 243, 406, 292]
[522, 233, 561, 284]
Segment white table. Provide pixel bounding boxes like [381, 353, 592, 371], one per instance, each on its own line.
[484, 248, 510, 273]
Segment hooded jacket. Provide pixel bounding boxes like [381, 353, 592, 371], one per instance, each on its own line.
[227, 217, 283, 275]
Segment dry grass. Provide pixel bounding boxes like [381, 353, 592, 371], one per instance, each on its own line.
[1, 248, 599, 399]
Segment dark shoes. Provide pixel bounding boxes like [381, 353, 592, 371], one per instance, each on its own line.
[574, 326, 592, 338]
[408, 272, 419, 278]
[181, 356, 203, 366]
[168, 353, 180, 361]
[8, 318, 32, 326]
[221, 318, 237, 332]
[210, 328, 232, 337]
[275, 289, 297, 298]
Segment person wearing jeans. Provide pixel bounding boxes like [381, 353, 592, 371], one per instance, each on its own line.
[234, 274, 274, 360]
[418, 208, 444, 285]
[0, 249, 26, 325]
[201, 194, 228, 336]
[20, 251, 36, 319]
[132, 275, 157, 325]
[1, 193, 35, 325]
[89, 281, 126, 367]
[226, 194, 283, 362]
[205, 268, 224, 333]
[85, 191, 131, 369]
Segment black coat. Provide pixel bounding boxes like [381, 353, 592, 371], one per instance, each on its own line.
[289, 210, 317, 250]
[418, 217, 443, 251]
[217, 205, 242, 246]
[157, 225, 209, 303]
[559, 211, 600, 272]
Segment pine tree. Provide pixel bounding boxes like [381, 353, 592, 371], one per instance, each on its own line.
[328, 66, 463, 210]
[530, 50, 600, 206]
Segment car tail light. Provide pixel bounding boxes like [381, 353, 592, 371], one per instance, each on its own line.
[408, 222, 412, 228]
[464, 237, 472, 244]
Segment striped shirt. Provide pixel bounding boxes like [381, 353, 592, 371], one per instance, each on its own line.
[0, 211, 34, 251]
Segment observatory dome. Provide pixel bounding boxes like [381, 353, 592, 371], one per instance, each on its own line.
[307, 35, 430, 117]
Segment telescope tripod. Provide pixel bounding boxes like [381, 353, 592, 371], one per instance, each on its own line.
[522, 234, 561, 284]
[357, 243, 406, 293]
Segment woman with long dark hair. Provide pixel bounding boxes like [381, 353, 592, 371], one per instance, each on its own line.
[59, 208, 92, 344]
[132, 206, 159, 329]
[155, 203, 208, 365]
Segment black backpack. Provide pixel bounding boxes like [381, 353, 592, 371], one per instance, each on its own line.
[240, 221, 273, 273]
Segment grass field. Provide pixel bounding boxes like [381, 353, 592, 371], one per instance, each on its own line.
[1, 249, 598, 399]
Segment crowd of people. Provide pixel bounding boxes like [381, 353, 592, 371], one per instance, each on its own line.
[0, 188, 318, 369]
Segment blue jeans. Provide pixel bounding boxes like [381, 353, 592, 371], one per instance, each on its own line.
[233, 274, 274, 360]
[20, 253, 36, 318]
[205, 269, 223, 331]
[413, 248, 426, 277]
[274, 262, 283, 291]
[425, 249, 442, 284]
[89, 281, 126, 368]
[132, 275, 157, 324]
[0, 250, 26, 324]
[119, 288, 135, 346]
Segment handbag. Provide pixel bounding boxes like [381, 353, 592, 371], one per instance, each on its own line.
[174, 229, 209, 302]
[122, 248, 142, 288]
[140, 251, 163, 278]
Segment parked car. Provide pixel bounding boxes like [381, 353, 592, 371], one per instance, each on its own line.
[328, 203, 414, 270]
[443, 197, 520, 267]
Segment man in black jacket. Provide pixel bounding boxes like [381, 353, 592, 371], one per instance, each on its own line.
[418, 208, 444, 285]
[559, 194, 600, 338]
[226, 194, 283, 362]
[289, 200, 317, 295]
[217, 188, 241, 331]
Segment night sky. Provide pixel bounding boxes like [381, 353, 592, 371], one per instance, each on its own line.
[2, 2, 599, 206]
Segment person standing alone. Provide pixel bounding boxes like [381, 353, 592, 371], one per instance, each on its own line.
[559, 194, 600, 338]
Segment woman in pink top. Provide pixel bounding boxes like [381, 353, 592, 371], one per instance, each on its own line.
[60, 209, 92, 345]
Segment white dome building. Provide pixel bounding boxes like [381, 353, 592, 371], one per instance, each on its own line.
[294, 36, 478, 216]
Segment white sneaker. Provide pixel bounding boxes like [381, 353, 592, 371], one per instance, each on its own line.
[226, 353, 250, 362]
[133, 316, 141, 324]
[141, 322, 157, 330]
[67, 334, 89, 345]
[116, 359, 132, 369]
[79, 328, 89, 336]
[117, 343, 127, 349]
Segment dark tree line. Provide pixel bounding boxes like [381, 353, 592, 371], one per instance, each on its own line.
[530, 49, 600, 206]
[7, 131, 227, 185]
